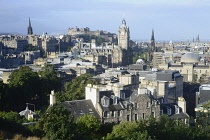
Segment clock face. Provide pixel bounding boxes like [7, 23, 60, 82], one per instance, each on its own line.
[121, 31, 125, 35]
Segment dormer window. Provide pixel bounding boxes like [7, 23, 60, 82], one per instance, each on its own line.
[175, 105, 179, 114]
[101, 96, 110, 107]
[113, 96, 118, 105]
[80, 110, 84, 114]
[120, 92, 125, 99]
[89, 108, 93, 113]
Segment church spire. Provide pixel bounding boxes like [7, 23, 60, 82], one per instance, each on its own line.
[27, 17, 33, 35]
[151, 29, 156, 52]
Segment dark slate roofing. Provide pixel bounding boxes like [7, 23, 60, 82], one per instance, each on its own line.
[199, 90, 210, 104]
[101, 102, 124, 111]
[170, 112, 189, 119]
[62, 99, 100, 121]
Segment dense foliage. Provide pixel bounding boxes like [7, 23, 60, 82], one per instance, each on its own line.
[1, 112, 210, 140]
[56, 73, 99, 102]
[0, 65, 61, 111]
[37, 105, 75, 140]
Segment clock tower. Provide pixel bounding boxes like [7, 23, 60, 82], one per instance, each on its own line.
[118, 19, 130, 49]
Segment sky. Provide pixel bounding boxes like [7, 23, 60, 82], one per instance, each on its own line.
[0, 0, 210, 41]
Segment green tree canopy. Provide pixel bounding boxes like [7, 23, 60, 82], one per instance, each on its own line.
[76, 114, 101, 139]
[38, 64, 61, 93]
[8, 66, 42, 110]
[106, 121, 152, 140]
[37, 105, 75, 140]
[56, 73, 98, 102]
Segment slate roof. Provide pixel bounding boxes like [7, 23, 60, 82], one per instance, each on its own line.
[62, 99, 100, 121]
[170, 112, 189, 119]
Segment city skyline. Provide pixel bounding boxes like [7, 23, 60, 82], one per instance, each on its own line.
[1, 0, 210, 41]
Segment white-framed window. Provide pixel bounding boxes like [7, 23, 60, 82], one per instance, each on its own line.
[147, 102, 150, 108]
[175, 105, 179, 114]
[113, 96, 118, 105]
[167, 108, 171, 115]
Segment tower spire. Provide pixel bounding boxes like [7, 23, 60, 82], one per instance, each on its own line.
[27, 17, 33, 35]
[151, 29, 156, 52]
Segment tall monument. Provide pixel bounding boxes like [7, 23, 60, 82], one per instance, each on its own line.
[27, 17, 33, 35]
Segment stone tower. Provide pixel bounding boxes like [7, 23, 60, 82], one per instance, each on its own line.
[118, 19, 130, 49]
[27, 17, 33, 35]
[148, 29, 156, 62]
[196, 34, 200, 43]
[151, 29, 156, 52]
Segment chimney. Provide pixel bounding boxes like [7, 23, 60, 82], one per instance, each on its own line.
[178, 97, 186, 113]
[50, 90, 56, 106]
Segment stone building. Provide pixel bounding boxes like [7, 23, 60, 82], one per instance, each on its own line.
[0, 35, 28, 52]
[139, 70, 183, 103]
[85, 84, 160, 123]
[72, 19, 133, 67]
[159, 52, 210, 83]
[68, 26, 117, 42]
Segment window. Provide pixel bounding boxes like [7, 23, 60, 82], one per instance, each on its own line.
[147, 102, 150, 108]
[121, 92, 125, 99]
[104, 111, 107, 117]
[200, 70, 202, 73]
[160, 110, 163, 115]
[127, 115, 130, 121]
[113, 96, 118, 105]
[135, 114, 138, 121]
[135, 103, 138, 109]
[89, 108, 93, 113]
[175, 105, 179, 114]
[151, 112, 155, 118]
[79, 110, 84, 114]
[101, 96, 110, 107]
[142, 113, 145, 119]
[111, 111, 115, 117]
[118, 110, 121, 116]
[167, 108, 171, 115]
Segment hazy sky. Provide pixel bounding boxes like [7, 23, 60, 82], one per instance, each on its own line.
[0, 0, 210, 41]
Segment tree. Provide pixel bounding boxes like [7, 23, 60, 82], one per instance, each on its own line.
[56, 73, 98, 102]
[106, 121, 152, 140]
[76, 114, 101, 139]
[192, 73, 198, 83]
[8, 66, 42, 110]
[37, 105, 75, 140]
[0, 111, 27, 124]
[0, 81, 8, 110]
[38, 64, 61, 93]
